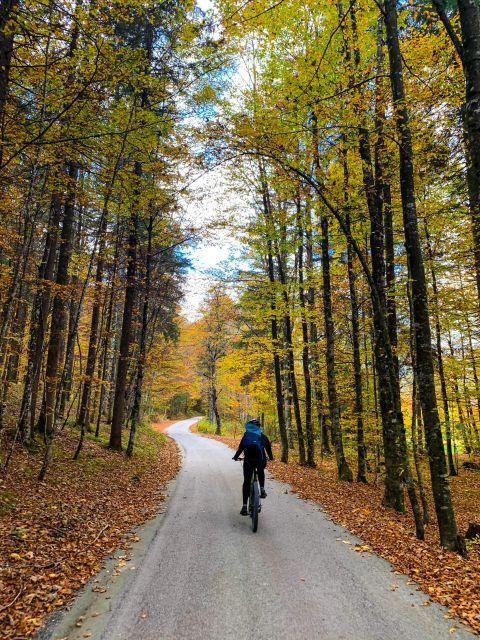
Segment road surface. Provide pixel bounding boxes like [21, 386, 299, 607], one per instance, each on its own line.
[42, 418, 474, 640]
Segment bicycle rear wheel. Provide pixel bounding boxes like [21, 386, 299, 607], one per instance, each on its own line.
[251, 481, 260, 532]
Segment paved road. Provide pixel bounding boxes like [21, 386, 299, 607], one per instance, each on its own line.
[43, 418, 474, 640]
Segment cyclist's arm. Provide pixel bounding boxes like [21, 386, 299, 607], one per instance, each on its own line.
[262, 435, 274, 461]
[233, 436, 245, 460]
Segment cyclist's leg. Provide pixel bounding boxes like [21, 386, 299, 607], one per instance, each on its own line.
[257, 463, 266, 488]
[258, 462, 267, 498]
[243, 461, 253, 504]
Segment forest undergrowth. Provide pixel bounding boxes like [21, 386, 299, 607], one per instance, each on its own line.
[0, 421, 179, 639]
[193, 423, 480, 634]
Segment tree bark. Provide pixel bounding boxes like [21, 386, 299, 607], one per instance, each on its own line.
[456, 0, 480, 305]
[384, 0, 462, 552]
[126, 215, 154, 456]
[260, 171, 289, 462]
[0, 0, 18, 164]
[424, 220, 457, 475]
[320, 213, 352, 481]
[38, 162, 78, 480]
[341, 147, 367, 482]
[296, 199, 315, 467]
[109, 162, 141, 449]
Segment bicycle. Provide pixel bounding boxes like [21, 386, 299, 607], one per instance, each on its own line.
[236, 457, 261, 532]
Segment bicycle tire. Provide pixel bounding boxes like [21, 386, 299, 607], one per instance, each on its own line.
[251, 481, 259, 532]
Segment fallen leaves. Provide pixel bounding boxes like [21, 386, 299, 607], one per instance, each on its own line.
[0, 424, 180, 638]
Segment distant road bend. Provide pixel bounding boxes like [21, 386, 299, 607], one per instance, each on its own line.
[44, 418, 474, 640]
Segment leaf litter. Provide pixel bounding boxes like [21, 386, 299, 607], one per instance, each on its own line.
[0, 421, 179, 638]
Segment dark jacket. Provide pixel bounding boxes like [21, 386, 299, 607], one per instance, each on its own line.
[233, 433, 274, 466]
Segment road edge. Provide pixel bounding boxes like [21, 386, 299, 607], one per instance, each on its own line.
[36, 418, 201, 640]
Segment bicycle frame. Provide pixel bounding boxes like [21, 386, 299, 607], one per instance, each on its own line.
[238, 458, 261, 532]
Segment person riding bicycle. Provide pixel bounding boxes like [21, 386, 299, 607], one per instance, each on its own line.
[233, 418, 274, 516]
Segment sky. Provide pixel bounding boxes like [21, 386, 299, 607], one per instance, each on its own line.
[180, 0, 243, 319]
[180, 163, 245, 319]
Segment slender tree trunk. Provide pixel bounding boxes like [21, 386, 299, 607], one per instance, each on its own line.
[424, 220, 456, 475]
[346, 216, 367, 483]
[96, 227, 120, 437]
[260, 166, 289, 461]
[17, 194, 63, 442]
[384, 0, 461, 552]
[465, 317, 480, 449]
[411, 372, 430, 524]
[284, 365, 294, 448]
[344, 5, 406, 506]
[279, 290, 305, 462]
[0, 0, 18, 165]
[126, 215, 154, 456]
[455, 0, 480, 305]
[341, 148, 367, 482]
[321, 213, 352, 481]
[270, 206, 305, 463]
[109, 163, 141, 449]
[38, 162, 78, 480]
[305, 203, 330, 455]
[78, 211, 108, 429]
[358, 117, 405, 509]
[297, 199, 315, 466]
[408, 281, 430, 525]
[212, 383, 221, 435]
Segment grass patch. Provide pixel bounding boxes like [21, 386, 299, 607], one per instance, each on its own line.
[0, 489, 17, 515]
[196, 418, 243, 439]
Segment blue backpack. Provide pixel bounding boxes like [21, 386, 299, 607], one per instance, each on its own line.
[243, 421, 264, 460]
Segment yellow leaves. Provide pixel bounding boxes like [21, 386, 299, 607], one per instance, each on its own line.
[353, 544, 372, 554]
[193, 84, 218, 106]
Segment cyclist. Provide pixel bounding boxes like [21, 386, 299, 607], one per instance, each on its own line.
[233, 418, 274, 515]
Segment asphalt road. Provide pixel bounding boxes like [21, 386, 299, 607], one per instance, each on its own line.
[43, 418, 474, 640]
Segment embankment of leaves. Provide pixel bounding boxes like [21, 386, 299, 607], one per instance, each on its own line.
[0, 421, 180, 638]
[197, 430, 480, 635]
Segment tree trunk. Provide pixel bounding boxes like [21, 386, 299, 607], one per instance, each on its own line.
[321, 213, 352, 481]
[296, 199, 315, 466]
[260, 166, 289, 461]
[384, 0, 462, 552]
[455, 0, 480, 305]
[424, 220, 457, 475]
[17, 194, 63, 443]
[126, 215, 153, 457]
[0, 0, 18, 164]
[341, 148, 367, 482]
[305, 203, 330, 456]
[346, 214, 367, 483]
[109, 162, 141, 449]
[78, 210, 108, 429]
[273, 220, 305, 464]
[38, 162, 78, 480]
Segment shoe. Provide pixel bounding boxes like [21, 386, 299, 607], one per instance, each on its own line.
[240, 506, 248, 516]
[260, 489, 267, 498]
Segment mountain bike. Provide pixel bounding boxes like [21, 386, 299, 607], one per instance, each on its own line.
[236, 458, 261, 532]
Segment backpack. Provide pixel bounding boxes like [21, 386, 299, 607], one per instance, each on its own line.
[243, 424, 264, 461]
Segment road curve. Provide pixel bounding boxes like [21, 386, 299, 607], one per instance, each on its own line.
[43, 418, 474, 640]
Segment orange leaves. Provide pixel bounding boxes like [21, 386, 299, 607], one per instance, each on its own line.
[0, 427, 180, 638]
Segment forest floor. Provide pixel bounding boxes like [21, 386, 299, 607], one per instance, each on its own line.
[194, 425, 480, 635]
[0, 419, 180, 639]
